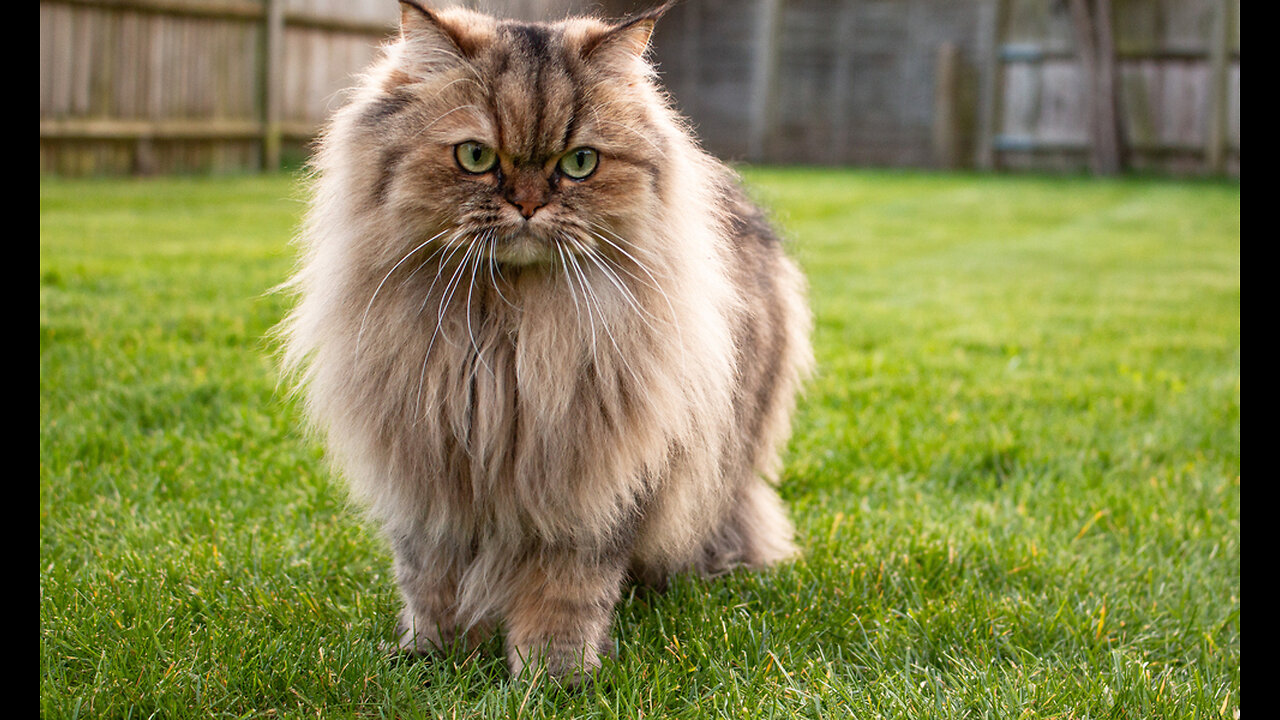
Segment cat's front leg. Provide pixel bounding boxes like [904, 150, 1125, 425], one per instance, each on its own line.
[503, 551, 626, 686]
[391, 532, 490, 655]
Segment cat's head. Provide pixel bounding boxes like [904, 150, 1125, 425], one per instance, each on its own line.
[347, 1, 677, 267]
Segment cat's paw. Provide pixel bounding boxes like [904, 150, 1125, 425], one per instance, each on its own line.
[597, 634, 616, 659]
[508, 643, 604, 689]
[390, 615, 445, 657]
[391, 610, 493, 657]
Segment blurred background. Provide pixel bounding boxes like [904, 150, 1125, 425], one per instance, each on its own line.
[39, 0, 1239, 178]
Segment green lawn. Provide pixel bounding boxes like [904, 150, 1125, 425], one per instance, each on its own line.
[40, 168, 1240, 719]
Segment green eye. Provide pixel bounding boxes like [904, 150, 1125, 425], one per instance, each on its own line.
[455, 141, 497, 174]
[558, 147, 598, 179]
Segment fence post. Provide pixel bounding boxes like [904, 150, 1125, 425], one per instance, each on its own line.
[747, 0, 780, 163]
[1206, 0, 1232, 175]
[262, 0, 283, 171]
[977, 0, 1008, 170]
[933, 42, 961, 169]
[1069, 0, 1124, 175]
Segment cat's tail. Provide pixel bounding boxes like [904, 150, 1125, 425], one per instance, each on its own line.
[695, 478, 798, 578]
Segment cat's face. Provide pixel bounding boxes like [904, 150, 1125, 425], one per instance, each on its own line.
[360, 5, 667, 268]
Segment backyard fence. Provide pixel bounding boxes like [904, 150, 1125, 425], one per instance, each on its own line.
[39, 0, 1239, 176]
[40, 0, 396, 175]
[989, 0, 1239, 175]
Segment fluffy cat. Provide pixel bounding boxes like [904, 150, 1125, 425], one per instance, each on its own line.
[278, 0, 812, 684]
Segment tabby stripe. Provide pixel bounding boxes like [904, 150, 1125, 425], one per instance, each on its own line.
[359, 91, 416, 130]
[372, 145, 407, 205]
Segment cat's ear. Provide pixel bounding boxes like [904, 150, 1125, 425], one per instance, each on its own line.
[398, 0, 490, 60]
[582, 2, 674, 67]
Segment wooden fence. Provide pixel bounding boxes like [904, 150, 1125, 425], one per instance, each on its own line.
[40, 0, 396, 174]
[648, 0, 998, 169]
[987, 0, 1240, 175]
[39, 0, 1240, 176]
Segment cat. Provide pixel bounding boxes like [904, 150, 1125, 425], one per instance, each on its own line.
[277, 0, 813, 685]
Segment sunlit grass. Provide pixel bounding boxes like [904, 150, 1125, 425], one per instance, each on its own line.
[40, 169, 1239, 718]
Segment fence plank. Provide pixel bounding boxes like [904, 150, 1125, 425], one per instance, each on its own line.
[746, 0, 780, 162]
[978, 0, 1009, 169]
[1205, 0, 1231, 174]
[932, 43, 961, 168]
[263, 0, 284, 170]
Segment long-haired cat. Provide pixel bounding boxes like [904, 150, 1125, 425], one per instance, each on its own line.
[278, 0, 812, 684]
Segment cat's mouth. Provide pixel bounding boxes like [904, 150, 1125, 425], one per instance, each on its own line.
[491, 229, 551, 266]
[489, 227, 592, 267]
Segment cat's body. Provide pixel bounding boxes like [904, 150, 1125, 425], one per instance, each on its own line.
[279, 1, 812, 683]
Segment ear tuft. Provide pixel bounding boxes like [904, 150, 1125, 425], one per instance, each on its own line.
[398, 0, 488, 59]
[582, 2, 674, 65]
[398, 0, 441, 39]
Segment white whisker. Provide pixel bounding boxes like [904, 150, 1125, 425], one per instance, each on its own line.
[586, 221, 670, 282]
[396, 237, 455, 292]
[585, 223, 688, 373]
[401, 47, 488, 87]
[587, 229, 679, 322]
[485, 231, 518, 310]
[587, 104, 667, 158]
[436, 240, 478, 344]
[355, 227, 451, 360]
[425, 75, 485, 101]
[560, 238, 599, 369]
[414, 237, 476, 423]
[553, 240, 587, 344]
[561, 236, 644, 387]
[417, 231, 470, 315]
[411, 103, 487, 141]
[464, 237, 494, 377]
[576, 243, 663, 332]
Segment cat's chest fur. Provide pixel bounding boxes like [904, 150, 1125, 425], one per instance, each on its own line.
[354, 262, 684, 534]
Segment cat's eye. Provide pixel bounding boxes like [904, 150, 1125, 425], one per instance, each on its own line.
[455, 141, 497, 174]
[558, 147, 599, 180]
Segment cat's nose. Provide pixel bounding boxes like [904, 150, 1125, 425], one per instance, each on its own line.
[504, 171, 550, 220]
[510, 198, 545, 219]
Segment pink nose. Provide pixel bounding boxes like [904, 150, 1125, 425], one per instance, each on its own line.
[511, 198, 544, 219]
[504, 169, 550, 219]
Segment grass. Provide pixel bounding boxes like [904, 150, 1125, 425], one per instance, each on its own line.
[40, 168, 1239, 718]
